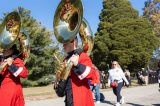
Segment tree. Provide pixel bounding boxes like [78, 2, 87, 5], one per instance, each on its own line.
[143, 0, 160, 37]
[143, 0, 160, 70]
[92, 0, 159, 72]
[0, 7, 59, 86]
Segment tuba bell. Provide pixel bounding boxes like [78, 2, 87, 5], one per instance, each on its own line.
[0, 11, 30, 72]
[53, 0, 94, 84]
[0, 11, 21, 50]
[79, 17, 94, 55]
[53, 0, 83, 44]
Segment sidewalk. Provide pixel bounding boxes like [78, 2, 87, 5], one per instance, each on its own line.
[26, 84, 160, 106]
[24, 83, 138, 101]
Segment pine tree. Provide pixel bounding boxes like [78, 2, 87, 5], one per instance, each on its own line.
[92, 0, 159, 72]
[18, 7, 58, 81]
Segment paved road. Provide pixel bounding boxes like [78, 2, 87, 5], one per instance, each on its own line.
[26, 84, 160, 106]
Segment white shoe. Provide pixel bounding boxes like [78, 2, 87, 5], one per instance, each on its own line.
[115, 102, 120, 106]
[96, 101, 100, 104]
[120, 96, 125, 104]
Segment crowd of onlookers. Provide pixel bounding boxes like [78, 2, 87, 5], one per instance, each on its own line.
[95, 67, 159, 89]
[136, 68, 159, 86]
[90, 62, 160, 106]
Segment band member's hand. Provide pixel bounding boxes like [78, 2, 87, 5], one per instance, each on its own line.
[58, 62, 66, 71]
[61, 62, 66, 69]
[6, 57, 13, 66]
[70, 54, 79, 66]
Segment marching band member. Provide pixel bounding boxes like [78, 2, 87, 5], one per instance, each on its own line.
[63, 36, 96, 106]
[0, 44, 28, 106]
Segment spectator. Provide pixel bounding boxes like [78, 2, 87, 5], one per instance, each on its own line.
[136, 70, 145, 85]
[142, 68, 148, 86]
[108, 61, 129, 106]
[124, 69, 131, 86]
[90, 64, 101, 103]
[100, 71, 107, 89]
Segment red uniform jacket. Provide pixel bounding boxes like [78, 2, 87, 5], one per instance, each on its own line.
[71, 52, 96, 106]
[90, 66, 100, 85]
[0, 58, 28, 106]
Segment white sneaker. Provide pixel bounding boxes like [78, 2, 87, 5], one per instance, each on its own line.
[96, 101, 100, 104]
[115, 102, 121, 106]
[120, 96, 125, 104]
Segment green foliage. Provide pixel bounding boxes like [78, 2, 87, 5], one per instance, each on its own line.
[148, 58, 159, 71]
[143, 0, 160, 70]
[17, 7, 58, 81]
[21, 75, 55, 87]
[36, 75, 55, 86]
[99, 0, 138, 23]
[143, 0, 160, 36]
[92, 0, 159, 72]
[21, 79, 38, 87]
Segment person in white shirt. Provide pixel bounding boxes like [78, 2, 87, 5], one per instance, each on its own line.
[108, 61, 129, 106]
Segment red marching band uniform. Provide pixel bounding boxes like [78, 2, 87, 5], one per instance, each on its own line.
[0, 58, 28, 106]
[70, 51, 96, 106]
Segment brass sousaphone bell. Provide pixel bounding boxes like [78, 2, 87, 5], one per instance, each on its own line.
[0, 11, 30, 72]
[53, 0, 83, 44]
[0, 11, 21, 50]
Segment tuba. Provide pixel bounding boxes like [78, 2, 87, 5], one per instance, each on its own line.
[53, 0, 94, 96]
[18, 29, 30, 64]
[0, 11, 30, 72]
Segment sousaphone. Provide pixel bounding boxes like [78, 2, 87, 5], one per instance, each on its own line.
[0, 11, 30, 72]
[53, 0, 94, 97]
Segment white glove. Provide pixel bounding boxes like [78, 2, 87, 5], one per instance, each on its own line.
[70, 54, 79, 66]
[6, 57, 13, 66]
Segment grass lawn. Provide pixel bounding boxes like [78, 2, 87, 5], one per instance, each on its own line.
[24, 84, 57, 101]
[24, 80, 139, 101]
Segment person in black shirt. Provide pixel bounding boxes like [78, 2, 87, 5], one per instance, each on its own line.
[156, 61, 160, 88]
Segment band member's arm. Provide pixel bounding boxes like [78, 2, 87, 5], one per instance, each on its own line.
[71, 53, 96, 80]
[8, 58, 28, 78]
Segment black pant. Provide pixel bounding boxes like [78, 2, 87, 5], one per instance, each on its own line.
[65, 88, 73, 106]
[112, 82, 123, 102]
[65, 77, 73, 106]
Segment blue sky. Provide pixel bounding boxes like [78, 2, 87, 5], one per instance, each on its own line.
[0, 0, 147, 35]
